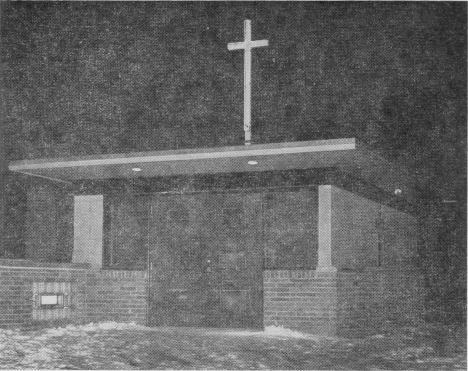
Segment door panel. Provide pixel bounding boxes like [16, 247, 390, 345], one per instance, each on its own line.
[148, 192, 263, 328]
[107, 195, 148, 269]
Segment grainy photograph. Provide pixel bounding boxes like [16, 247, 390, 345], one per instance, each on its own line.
[0, 1, 466, 370]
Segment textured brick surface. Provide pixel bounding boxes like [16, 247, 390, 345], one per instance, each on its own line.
[263, 268, 425, 337]
[0, 260, 147, 329]
[0, 264, 87, 329]
[263, 270, 338, 335]
[85, 269, 147, 325]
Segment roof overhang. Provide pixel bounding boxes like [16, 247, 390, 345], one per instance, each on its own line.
[8, 138, 415, 197]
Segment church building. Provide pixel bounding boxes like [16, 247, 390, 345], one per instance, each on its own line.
[0, 19, 425, 336]
[2, 137, 424, 335]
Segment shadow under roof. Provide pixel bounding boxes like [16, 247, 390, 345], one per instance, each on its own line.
[8, 138, 414, 197]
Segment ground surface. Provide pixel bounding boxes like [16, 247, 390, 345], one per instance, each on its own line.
[0, 322, 465, 370]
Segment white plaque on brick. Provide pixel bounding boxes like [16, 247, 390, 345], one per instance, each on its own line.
[32, 281, 71, 320]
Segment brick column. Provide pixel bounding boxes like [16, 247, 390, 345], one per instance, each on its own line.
[73, 195, 103, 268]
[317, 185, 336, 272]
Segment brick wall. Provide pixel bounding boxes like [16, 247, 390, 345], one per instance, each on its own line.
[0, 260, 87, 329]
[85, 269, 147, 325]
[263, 268, 425, 337]
[0, 259, 147, 329]
[337, 268, 425, 337]
[263, 270, 338, 335]
[264, 185, 424, 337]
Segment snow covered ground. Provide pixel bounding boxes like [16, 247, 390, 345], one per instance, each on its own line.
[0, 322, 465, 370]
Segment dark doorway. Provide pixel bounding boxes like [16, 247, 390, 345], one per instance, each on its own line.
[147, 192, 264, 328]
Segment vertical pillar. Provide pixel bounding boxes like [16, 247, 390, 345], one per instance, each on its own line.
[73, 195, 103, 268]
[317, 185, 336, 271]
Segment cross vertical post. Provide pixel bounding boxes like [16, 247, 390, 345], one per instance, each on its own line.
[244, 20, 252, 145]
[228, 20, 268, 145]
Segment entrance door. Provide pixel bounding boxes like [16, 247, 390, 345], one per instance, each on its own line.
[148, 192, 263, 328]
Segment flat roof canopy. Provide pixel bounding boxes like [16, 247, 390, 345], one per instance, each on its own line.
[9, 138, 414, 197]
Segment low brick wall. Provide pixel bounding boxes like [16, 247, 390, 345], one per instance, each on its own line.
[1, 259, 425, 334]
[263, 270, 338, 335]
[337, 268, 425, 337]
[0, 260, 87, 329]
[263, 268, 425, 337]
[0, 259, 147, 329]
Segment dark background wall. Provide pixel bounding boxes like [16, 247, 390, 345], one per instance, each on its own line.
[1, 2, 466, 324]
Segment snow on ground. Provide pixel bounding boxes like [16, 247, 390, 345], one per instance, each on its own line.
[218, 325, 316, 339]
[74, 321, 147, 332]
[0, 322, 146, 369]
[0, 322, 465, 370]
[263, 325, 315, 339]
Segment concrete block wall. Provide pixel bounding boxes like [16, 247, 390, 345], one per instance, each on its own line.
[25, 187, 74, 263]
[337, 268, 425, 337]
[0, 259, 147, 329]
[326, 185, 418, 270]
[263, 270, 338, 335]
[326, 185, 425, 336]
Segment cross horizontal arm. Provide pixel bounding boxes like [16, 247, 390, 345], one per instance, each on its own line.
[227, 40, 269, 50]
[227, 42, 246, 51]
[251, 40, 269, 48]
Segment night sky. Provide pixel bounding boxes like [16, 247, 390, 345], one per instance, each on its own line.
[2, 2, 466, 197]
[1, 2, 466, 320]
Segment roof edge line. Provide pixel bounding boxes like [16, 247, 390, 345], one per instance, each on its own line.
[9, 142, 356, 171]
[11, 170, 73, 184]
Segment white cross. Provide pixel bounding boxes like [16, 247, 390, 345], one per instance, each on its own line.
[228, 20, 268, 145]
